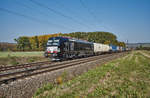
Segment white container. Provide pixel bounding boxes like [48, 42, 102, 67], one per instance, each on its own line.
[94, 43, 109, 54]
[102, 44, 110, 52]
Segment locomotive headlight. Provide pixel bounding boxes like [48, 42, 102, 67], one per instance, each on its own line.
[47, 47, 50, 51]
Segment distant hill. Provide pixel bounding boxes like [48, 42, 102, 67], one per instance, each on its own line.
[126, 43, 150, 49]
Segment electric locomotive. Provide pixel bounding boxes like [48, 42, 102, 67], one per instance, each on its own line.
[44, 37, 94, 61]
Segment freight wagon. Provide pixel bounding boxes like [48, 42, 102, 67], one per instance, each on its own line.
[93, 43, 110, 55]
[109, 44, 118, 52]
[45, 37, 126, 61]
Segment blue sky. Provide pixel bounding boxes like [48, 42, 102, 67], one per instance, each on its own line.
[0, 0, 150, 43]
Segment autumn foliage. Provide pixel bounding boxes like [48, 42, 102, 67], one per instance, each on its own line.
[14, 33, 60, 51]
[14, 32, 126, 51]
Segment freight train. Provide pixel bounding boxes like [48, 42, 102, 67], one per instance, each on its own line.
[44, 37, 126, 61]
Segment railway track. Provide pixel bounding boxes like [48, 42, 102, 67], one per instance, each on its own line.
[0, 53, 125, 85]
[0, 61, 52, 72]
[0, 53, 111, 72]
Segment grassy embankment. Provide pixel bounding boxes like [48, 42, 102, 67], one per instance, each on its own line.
[33, 51, 150, 98]
[142, 50, 150, 56]
[0, 51, 49, 66]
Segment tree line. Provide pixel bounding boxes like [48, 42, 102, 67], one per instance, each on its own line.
[0, 42, 16, 51]
[13, 32, 126, 51]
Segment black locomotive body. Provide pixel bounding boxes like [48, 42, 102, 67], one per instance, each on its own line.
[45, 37, 94, 60]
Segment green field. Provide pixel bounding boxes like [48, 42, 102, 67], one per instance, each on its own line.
[0, 51, 44, 58]
[33, 51, 150, 98]
[0, 51, 49, 66]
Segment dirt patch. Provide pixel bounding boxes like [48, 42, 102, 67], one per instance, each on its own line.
[139, 51, 150, 58]
[99, 72, 111, 85]
[135, 56, 139, 63]
[122, 54, 130, 60]
[128, 52, 134, 60]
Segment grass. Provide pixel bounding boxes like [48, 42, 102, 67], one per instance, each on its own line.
[143, 50, 150, 55]
[0, 51, 44, 58]
[0, 51, 49, 66]
[33, 51, 150, 98]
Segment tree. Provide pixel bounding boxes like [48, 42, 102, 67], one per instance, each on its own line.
[117, 41, 126, 47]
[104, 40, 111, 45]
[14, 36, 31, 51]
[15, 31, 126, 51]
[34, 36, 39, 48]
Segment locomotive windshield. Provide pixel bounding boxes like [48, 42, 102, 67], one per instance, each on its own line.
[47, 39, 60, 46]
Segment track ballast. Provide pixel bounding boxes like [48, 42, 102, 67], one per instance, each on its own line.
[0, 52, 126, 85]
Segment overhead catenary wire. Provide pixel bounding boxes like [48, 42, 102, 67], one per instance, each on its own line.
[29, 0, 92, 29]
[79, 0, 101, 23]
[79, 0, 110, 30]
[13, 0, 50, 18]
[0, 7, 74, 31]
[13, 0, 78, 31]
[53, 0, 96, 29]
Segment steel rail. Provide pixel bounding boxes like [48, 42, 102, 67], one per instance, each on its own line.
[0, 53, 125, 85]
[0, 61, 52, 72]
[0, 53, 114, 72]
[0, 54, 112, 77]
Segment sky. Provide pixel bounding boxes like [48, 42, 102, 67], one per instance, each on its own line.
[0, 0, 150, 43]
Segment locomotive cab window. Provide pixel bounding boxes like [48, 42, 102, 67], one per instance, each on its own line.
[47, 39, 60, 46]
